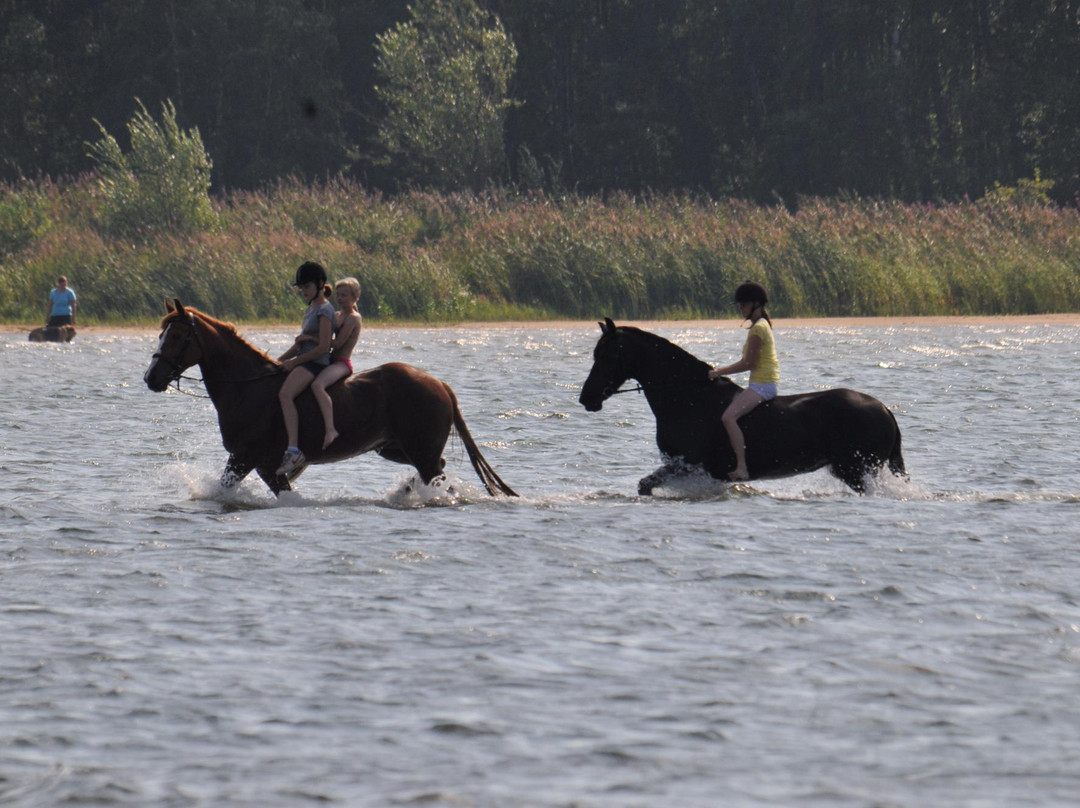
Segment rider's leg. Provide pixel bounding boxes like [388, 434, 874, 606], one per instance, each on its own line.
[311, 362, 351, 449]
[278, 366, 316, 450]
[721, 388, 764, 480]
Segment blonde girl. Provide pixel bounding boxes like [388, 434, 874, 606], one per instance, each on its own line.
[312, 277, 363, 449]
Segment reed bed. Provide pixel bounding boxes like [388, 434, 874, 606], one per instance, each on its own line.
[2, 175, 1077, 324]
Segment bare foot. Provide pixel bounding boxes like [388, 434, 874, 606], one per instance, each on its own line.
[322, 429, 339, 450]
[728, 467, 749, 481]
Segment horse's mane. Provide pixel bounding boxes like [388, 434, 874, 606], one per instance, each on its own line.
[615, 325, 712, 380]
[162, 306, 279, 365]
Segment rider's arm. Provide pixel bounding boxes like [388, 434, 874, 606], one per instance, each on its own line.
[282, 315, 333, 370]
[708, 335, 762, 379]
[277, 340, 300, 362]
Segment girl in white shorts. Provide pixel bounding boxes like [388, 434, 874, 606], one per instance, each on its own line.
[707, 282, 780, 481]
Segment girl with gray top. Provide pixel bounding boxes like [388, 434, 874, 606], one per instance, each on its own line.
[276, 261, 335, 476]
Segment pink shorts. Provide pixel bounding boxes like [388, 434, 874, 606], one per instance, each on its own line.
[335, 358, 353, 374]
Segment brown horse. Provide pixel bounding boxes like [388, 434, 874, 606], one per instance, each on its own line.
[144, 300, 517, 498]
[29, 325, 76, 342]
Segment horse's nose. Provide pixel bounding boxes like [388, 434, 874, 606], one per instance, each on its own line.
[144, 365, 165, 391]
[579, 393, 602, 412]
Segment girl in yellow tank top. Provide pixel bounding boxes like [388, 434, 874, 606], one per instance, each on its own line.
[707, 282, 779, 481]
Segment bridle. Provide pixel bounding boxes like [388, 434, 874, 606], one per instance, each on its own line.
[150, 311, 282, 396]
[596, 336, 644, 397]
[151, 313, 208, 395]
[597, 331, 706, 398]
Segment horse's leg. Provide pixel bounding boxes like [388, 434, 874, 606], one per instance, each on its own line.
[256, 465, 292, 495]
[831, 457, 872, 494]
[639, 462, 680, 495]
[383, 434, 449, 488]
[379, 443, 448, 492]
[221, 455, 255, 489]
[397, 449, 447, 489]
[376, 442, 410, 465]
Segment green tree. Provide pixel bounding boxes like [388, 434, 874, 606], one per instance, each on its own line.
[374, 0, 518, 192]
[88, 98, 216, 238]
[163, 0, 349, 188]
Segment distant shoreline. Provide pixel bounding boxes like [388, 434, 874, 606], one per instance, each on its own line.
[5, 313, 1080, 336]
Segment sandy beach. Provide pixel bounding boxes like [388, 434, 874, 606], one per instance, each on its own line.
[5, 313, 1080, 337]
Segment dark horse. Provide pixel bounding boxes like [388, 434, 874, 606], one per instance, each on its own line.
[579, 319, 905, 495]
[144, 300, 517, 498]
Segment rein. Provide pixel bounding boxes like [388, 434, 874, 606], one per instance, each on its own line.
[610, 377, 704, 396]
[168, 365, 282, 398]
[169, 374, 211, 398]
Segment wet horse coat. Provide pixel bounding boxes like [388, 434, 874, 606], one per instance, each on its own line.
[144, 300, 516, 497]
[579, 319, 906, 494]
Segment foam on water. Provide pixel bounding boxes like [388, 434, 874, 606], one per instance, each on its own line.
[159, 456, 511, 512]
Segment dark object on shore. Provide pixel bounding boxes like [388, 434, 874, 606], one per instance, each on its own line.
[29, 325, 77, 342]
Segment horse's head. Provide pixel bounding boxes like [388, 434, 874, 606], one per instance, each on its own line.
[579, 318, 630, 412]
[144, 299, 202, 392]
[580, 318, 716, 412]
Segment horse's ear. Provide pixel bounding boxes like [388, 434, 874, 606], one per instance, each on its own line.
[173, 298, 185, 316]
[165, 298, 175, 314]
[601, 317, 616, 333]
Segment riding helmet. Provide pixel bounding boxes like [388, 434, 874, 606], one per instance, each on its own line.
[293, 261, 328, 288]
[734, 281, 768, 305]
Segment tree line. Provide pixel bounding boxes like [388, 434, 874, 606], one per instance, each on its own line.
[2, 0, 1078, 204]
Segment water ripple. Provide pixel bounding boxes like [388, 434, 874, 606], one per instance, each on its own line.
[3, 325, 1080, 806]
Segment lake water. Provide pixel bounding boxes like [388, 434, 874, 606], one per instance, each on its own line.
[3, 320, 1080, 807]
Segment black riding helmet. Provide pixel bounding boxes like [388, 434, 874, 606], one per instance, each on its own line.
[293, 260, 327, 288]
[734, 281, 768, 306]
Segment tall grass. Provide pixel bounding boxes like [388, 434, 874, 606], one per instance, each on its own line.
[2, 174, 1077, 324]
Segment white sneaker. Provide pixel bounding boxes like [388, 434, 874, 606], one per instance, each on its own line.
[276, 449, 306, 476]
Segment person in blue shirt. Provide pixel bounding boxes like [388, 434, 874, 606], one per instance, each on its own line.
[46, 276, 77, 327]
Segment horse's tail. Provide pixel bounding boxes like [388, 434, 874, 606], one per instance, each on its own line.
[886, 409, 906, 477]
[449, 390, 518, 497]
